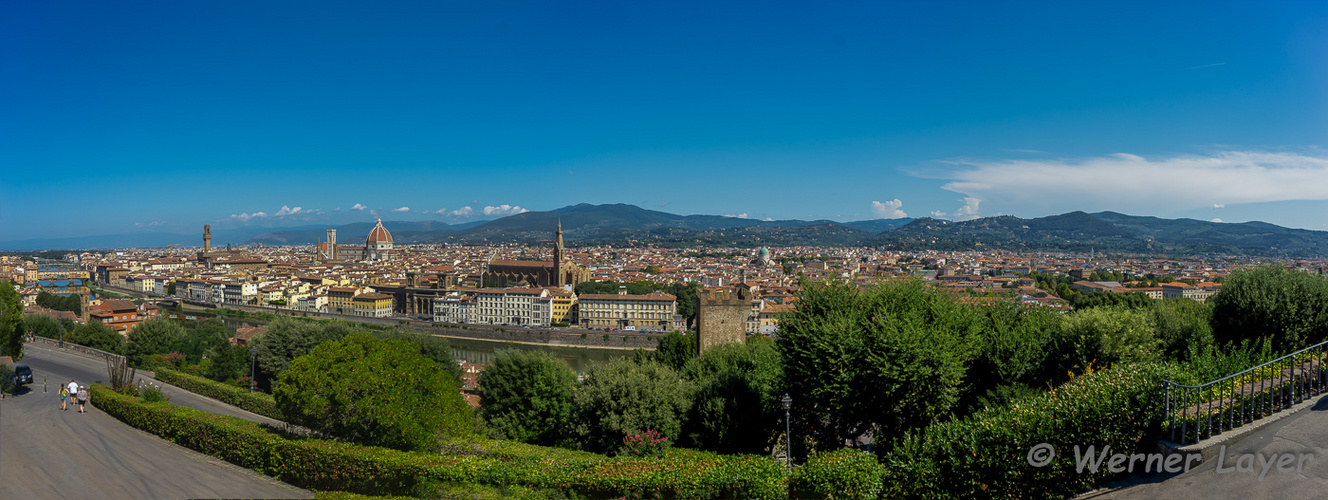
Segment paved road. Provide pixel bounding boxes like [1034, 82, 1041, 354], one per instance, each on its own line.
[1086, 396, 1328, 499]
[0, 344, 311, 499]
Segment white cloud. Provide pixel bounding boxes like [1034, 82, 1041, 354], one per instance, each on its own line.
[934, 151, 1328, 215]
[450, 206, 474, 217]
[432, 208, 448, 215]
[724, 213, 749, 219]
[929, 197, 981, 221]
[391, 206, 410, 213]
[870, 199, 908, 219]
[230, 212, 268, 222]
[1211, 203, 1225, 209]
[134, 221, 167, 228]
[1211, 218, 1224, 223]
[764, 217, 774, 222]
[483, 205, 529, 217]
[351, 203, 367, 211]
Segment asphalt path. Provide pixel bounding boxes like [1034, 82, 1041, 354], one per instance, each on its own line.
[1084, 396, 1328, 499]
[0, 343, 311, 499]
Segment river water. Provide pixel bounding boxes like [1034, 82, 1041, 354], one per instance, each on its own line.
[211, 316, 626, 374]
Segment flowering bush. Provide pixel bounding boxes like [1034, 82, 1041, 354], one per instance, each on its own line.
[162, 351, 187, 369]
[621, 429, 671, 458]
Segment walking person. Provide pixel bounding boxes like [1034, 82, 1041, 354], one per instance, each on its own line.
[60, 385, 69, 411]
[65, 380, 78, 412]
[77, 385, 88, 413]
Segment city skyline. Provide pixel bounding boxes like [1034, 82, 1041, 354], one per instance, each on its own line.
[3, 1, 1327, 243]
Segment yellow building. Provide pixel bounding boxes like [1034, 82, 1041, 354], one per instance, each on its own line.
[329, 287, 357, 314]
[352, 293, 394, 318]
[543, 289, 578, 325]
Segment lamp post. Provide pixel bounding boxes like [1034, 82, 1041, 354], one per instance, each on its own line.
[249, 346, 257, 393]
[782, 393, 793, 473]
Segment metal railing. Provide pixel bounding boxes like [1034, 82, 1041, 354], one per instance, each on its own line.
[1163, 339, 1328, 445]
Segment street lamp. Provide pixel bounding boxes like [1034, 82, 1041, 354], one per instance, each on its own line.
[250, 346, 257, 393]
[782, 393, 793, 473]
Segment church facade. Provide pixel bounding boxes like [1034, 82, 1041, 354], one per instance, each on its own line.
[484, 221, 590, 288]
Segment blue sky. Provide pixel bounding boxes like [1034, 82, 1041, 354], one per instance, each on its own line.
[3, 1, 1327, 242]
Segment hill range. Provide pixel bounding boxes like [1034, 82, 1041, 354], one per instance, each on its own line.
[246, 203, 1328, 258]
[3, 203, 1325, 258]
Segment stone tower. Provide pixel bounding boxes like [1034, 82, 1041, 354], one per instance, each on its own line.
[695, 280, 752, 356]
[203, 224, 212, 252]
[326, 228, 337, 261]
[554, 219, 566, 287]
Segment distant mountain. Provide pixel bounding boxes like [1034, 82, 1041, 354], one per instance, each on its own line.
[874, 211, 1328, 257]
[8, 203, 1325, 257]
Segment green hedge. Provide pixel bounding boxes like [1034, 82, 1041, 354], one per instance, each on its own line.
[789, 449, 884, 500]
[880, 362, 1184, 499]
[91, 384, 787, 499]
[155, 368, 282, 420]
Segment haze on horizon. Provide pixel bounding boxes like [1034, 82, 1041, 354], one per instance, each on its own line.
[2, 1, 1326, 243]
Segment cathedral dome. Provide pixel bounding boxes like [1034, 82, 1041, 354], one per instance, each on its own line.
[367, 217, 393, 244]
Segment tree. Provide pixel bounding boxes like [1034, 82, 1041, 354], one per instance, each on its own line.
[1057, 306, 1160, 375]
[167, 282, 176, 295]
[1210, 266, 1328, 352]
[23, 313, 65, 340]
[570, 358, 693, 454]
[681, 336, 783, 454]
[205, 342, 249, 382]
[654, 330, 695, 371]
[1072, 291, 1154, 311]
[252, 317, 358, 391]
[1, 284, 25, 360]
[68, 321, 124, 353]
[373, 329, 462, 385]
[777, 279, 979, 457]
[125, 317, 188, 359]
[35, 291, 81, 315]
[477, 349, 577, 446]
[274, 333, 474, 452]
[171, 319, 230, 362]
[964, 299, 1063, 410]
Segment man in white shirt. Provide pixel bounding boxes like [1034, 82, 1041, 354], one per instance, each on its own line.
[66, 380, 79, 412]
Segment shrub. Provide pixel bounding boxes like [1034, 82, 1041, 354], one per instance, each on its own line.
[1210, 266, 1328, 351]
[126, 317, 188, 359]
[1057, 306, 1160, 375]
[478, 349, 577, 446]
[570, 359, 693, 454]
[92, 384, 787, 499]
[156, 368, 281, 420]
[777, 279, 979, 456]
[880, 362, 1185, 499]
[139, 381, 171, 403]
[682, 336, 784, 454]
[789, 449, 884, 500]
[621, 429, 672, 458]
[274, 333, 475, 452]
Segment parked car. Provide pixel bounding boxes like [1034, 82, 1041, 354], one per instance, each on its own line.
[11, 364, 33, 388]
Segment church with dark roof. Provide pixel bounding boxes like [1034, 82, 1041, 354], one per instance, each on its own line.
[484, 220, 590, 288]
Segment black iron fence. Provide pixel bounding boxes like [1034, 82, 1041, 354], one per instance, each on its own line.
[1163, 340, 1328, 445]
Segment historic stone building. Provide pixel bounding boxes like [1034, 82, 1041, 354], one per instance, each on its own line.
[483, 221, 589, 288]
[695, 275, 759, 355]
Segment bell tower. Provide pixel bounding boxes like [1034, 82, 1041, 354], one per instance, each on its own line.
[554, 219, 566, 287]
[203, 224, 212, 252]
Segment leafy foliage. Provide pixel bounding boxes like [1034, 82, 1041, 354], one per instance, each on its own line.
[1210, 266, 1328, 351]
[655, 331, 695, 371]
[681, 336, 784, 454]
[0, 284, 24, 360]
[789, 449, 885, 500]
[963, 300, 1063, 411]
[35, 290, 82, 314]
[253, 317, 359, 390]
[274, 333, 475, 452]
[620, 429, 672, 458]
[205, 342, 252, 383]
[777, 279, 979, 456]
[1058, 306, 1160, 375]
[156, 368, 281, 419]
[93, 384, 787, 499]
[570, 358, 694, 455]
[477, 349, 577, 446]
[881, 362, 1185, 499]
[69, 321, 125, 353]
[125, 317, 188, 359]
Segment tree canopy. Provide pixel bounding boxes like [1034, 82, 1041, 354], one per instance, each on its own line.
[477, 349, 577, 446]
[1, 284, 25, 360]
[1210, 266, 1328, 352]
[570, 358, 693, 454]
[274, 333, 474, 452]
